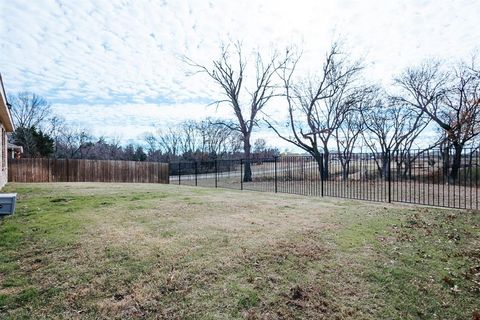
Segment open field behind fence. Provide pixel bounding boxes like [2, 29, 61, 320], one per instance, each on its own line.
[9, 158, 170, 184]
[172, 149, 480, 210]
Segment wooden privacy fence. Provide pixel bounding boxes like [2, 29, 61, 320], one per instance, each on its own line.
[8, 158, 170, 184]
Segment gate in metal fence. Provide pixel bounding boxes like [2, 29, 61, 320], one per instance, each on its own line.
[171, 148, 480, 210]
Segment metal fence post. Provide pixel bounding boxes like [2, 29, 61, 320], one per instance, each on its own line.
[215, 159, 218, 188]
[178, 162, 181, 185]
[387, 149, 392, 203]
[240, 159, 243, 190]
[320, 154, 324, 197]
[274, 156, 278, 193]
[195, 161, 198, 186]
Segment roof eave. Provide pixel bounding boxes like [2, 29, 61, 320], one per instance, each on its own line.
[0, 74, 14, 132]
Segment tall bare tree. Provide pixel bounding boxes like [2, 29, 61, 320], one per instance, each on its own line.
[267, 43, 363, 179]
[145, 119, 242, 162]
[7, 92, 55, 157]
[55, 128, 93, 159]
[395, 60, 480, 180]
[187, 43, 287, 181]
[157, 127, 183, 159]
[144, 134, 159, 156]
[360, 90, 430, 178]
[46, 116, 67, 156]
[195, 119, 241, 157]
[8, 92, 51, 128]
[180, 120, 201, 156]
[335, 109, 364, 180]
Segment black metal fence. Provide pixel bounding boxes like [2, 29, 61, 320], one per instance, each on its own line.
[170, 148, 480, 210]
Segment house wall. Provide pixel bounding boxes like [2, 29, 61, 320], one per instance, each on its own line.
[0, 123, 7, 188]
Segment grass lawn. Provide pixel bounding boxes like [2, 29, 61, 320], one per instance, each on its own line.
[0, 183, 479, 319]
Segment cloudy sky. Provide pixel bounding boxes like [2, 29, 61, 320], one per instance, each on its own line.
[1, 0, 479, 148]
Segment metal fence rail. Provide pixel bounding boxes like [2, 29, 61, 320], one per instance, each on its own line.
[171, 148, 480, 210]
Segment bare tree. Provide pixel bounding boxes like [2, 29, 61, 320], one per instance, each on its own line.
[186, 43, 287, 181]
[253, 138, 267, 154]
[195, 119, 237, 157]
[180, 120, 201, 156]
[145, 119, 242, 162]
[55, 128, 94, 159]
[335, 109, 364, 180]
[108, 136, 123, 160]
[157, 127, 182, 159]
[267, 43, 363, 179]
[46, 116, 67, 156]
[8, 92, 51, 128]
[395, 60, 480, 181]
[144, 134, 159, 156]
[360, 90, 430, 178]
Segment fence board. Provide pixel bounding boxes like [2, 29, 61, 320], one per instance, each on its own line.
[8, 158, 170, 184]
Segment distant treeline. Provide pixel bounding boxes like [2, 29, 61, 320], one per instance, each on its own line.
[7, 95, 279, 162]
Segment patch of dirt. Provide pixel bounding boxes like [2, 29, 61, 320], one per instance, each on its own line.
[50, 197, 71, 203]
[0, 287, 22, 296]
[238, 231, 331, 271]
[97, 294, 146, 319]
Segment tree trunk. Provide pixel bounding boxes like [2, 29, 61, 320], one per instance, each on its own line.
[323, 147, 330, 180]
[243, 140, 252, 182]
[397, 152, 406, 179]
[396, 160, 403, 179]
[314, 153, 323, 180]
[381, 153, 389, 181]
[342, 159, 350, 181]
[449, 143, 463, 183]
[402, 160, 410, 180]
[442, 146, 450, 180]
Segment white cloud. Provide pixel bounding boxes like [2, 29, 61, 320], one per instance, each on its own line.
[51, 101, 236, 142]
[1, 0, 479, 147]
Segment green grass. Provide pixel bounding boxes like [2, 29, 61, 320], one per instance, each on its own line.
[0, 183, 478, 319]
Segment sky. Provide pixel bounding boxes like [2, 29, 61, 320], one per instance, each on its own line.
[1, 0, 479, 149]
